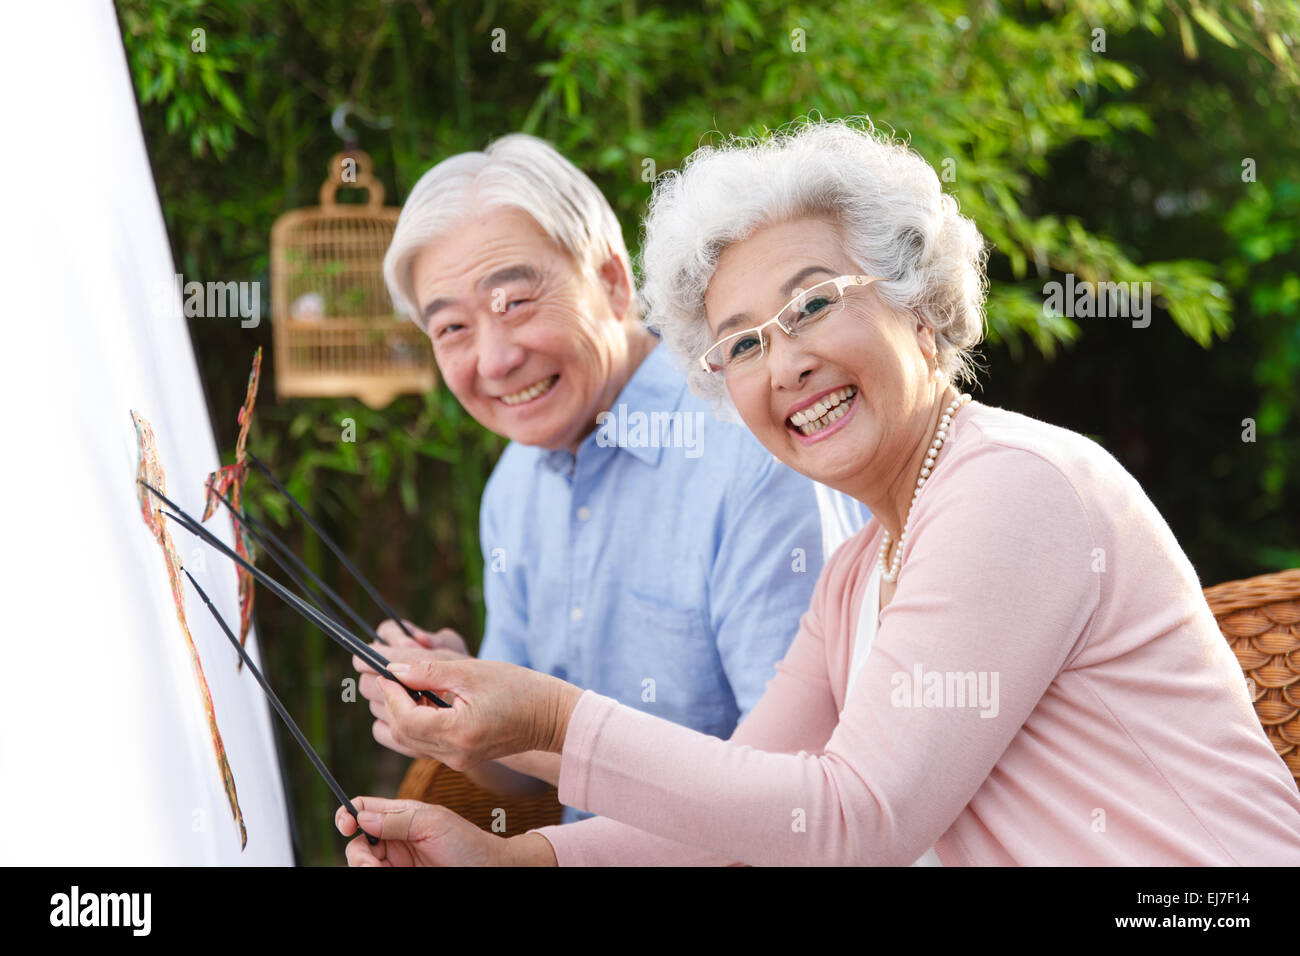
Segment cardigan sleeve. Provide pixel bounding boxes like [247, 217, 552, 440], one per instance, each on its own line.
[544, 444, 1100, 866]
[531, 531, 852, 865]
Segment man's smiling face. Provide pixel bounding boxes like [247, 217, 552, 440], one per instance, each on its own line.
[411, 206, 632, 451]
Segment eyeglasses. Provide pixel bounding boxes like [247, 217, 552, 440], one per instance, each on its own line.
[698, 274, 883, 375]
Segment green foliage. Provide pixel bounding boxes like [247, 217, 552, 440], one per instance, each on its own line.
[119, 0, 1299, 863]
[245, 388, 505, 636]
[119, 0, 260, 157]
[1223, 180, 1300, 513]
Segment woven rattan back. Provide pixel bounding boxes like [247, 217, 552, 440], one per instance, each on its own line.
[1203, 568, 1300, 785]
[270, 151, 435, 408]
[396, 758, 564, 835]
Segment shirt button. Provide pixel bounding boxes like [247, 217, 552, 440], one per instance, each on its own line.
[570, 607, 583, 622]
[576, 506, 592, 521]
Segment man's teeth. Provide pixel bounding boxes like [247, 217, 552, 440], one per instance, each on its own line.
[501, 375, 558, 406]
[789, 386, 857, 435]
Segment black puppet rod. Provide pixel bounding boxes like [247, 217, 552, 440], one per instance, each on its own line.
[204, 479, 393, 653]
[139, 479, 450, 708]
[247, 452, 419, 642]
[182, 568, 379, 847]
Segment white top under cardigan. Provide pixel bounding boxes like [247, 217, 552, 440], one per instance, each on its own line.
[845, 563, 942, 867]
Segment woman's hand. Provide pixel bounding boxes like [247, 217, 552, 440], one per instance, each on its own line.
[336, 797, 559, 867]
[354, 643, 466, 757]
[376, 658, 583, 770]
[353, 620, 472, 757]
[336, 797, 497, 866]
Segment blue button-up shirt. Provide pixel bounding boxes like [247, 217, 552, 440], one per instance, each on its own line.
[478, 343, 829, 822]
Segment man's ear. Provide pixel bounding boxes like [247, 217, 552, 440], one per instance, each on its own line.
[595, 250, 634, 321]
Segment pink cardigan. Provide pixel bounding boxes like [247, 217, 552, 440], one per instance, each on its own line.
[533, 402, 1300, 865]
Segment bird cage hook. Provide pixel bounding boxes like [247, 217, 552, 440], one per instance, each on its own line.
[331, 101, 392, 154]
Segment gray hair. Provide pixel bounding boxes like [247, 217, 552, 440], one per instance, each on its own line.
[384, 133, 635, 323]
[641, 118, 987, 404]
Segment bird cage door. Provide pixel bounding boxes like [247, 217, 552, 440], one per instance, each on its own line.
[270, 151, 435, 408]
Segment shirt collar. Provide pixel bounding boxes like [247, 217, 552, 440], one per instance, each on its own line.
[595, 340, 683, 465]
[535, 339, 684, 473]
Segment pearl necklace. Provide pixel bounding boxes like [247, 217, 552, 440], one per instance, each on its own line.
[878, 392, 972, 583]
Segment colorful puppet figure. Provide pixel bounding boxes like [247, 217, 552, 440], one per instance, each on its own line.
[133, 410, 247, 850]
[201, 348, 262, 659]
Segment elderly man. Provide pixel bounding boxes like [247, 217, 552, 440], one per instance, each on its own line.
[364, 133, 842, 822]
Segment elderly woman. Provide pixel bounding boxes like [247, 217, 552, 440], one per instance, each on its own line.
[339, 120, 1300, 865]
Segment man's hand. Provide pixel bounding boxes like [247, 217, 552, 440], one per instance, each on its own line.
[376, 619, 469, 656]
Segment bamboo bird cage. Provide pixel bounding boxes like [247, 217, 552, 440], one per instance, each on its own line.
[270, 151, 435, 408]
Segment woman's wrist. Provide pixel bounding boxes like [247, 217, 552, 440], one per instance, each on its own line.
[499, 831, 559, 866]
[535, 678, 584, 755]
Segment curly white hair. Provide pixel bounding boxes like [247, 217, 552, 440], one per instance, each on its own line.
[640, 117, 988, 405]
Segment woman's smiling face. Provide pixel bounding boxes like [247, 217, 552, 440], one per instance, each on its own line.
[703, 217, 938, 494]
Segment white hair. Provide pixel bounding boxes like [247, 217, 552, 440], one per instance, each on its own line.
[641, 117, 988, 404]
[384, 133, 635, 323]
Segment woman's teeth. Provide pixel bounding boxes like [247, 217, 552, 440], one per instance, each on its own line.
[500, 375, 559, 406]
[788, 386, 857, 436]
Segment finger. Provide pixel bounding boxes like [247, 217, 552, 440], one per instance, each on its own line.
[380, 644, 440, 664]
[406, 621, 438, 649]
[372, 718, 421, 758]
[350, 795, 395, 814]
[380, 675, 420, 724]
[351, 651, 378, 677]
[368, 695, 391, 722]
[377, 619, 428, 649]
[345, 833, 387, 867]
[358, 806, 419, 843]
[346, 794, 404, 842]
[424, 629, 466, 655]
[374, 682, 418, 751]
[356, 795, 443, 815]
[385, 659, 458, 695]
[358, 672, 383, 703]
[379, 676, 458, 751]
[336, 795, 387, 840]
[335, 803, 359, 836]
[380, 678, 458, 751]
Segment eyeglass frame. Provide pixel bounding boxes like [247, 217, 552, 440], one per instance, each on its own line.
[697, 274, 885, 375]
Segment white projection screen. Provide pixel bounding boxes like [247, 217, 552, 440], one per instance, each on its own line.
[0, 3, 295, 864]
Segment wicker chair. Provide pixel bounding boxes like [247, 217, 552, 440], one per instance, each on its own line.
[397, 758, 563, 835]
[397, 569, 1300, 833]
[1202, 568, 1300, 785]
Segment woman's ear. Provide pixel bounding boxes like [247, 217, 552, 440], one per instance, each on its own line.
[914, 314, 938, 360]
